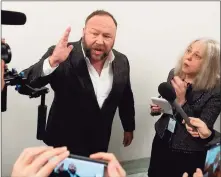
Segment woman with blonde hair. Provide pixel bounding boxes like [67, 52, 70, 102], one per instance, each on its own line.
[148, 38, 221, 177]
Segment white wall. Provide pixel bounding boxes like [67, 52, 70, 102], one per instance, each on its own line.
[1, 1, 220, 176]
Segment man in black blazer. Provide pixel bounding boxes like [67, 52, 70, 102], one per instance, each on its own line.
[22, 10, 135, 157]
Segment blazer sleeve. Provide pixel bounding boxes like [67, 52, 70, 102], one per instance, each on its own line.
[196, 89, 221, 144]
[200, 89, 221, 129]
[118, 57, 135, 132]
[22, 45, 56, 88]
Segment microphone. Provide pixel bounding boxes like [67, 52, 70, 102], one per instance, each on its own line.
[158, 82, 197, 131]
[1, 10, 26, 25]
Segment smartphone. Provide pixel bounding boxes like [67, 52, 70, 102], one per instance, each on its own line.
[203, 142, 221, 177]
[49, 154, 108, 177]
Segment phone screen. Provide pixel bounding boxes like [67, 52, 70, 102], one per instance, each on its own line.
[204, 143, 221, 177]
[50, 155, 106, 177]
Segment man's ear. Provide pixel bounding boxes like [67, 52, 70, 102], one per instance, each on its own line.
[82, 28, 85, 37]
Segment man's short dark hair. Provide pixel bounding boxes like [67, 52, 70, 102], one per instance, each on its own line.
[85, 10, 117, 27]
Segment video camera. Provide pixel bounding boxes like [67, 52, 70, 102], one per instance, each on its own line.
[1, 10, 48, 140]
[1, 10, 27, 63]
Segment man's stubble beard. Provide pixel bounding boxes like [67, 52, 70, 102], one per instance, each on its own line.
[82, 36, 113, 61]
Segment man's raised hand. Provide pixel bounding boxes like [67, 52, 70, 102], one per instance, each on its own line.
[49, 27, 73, 67]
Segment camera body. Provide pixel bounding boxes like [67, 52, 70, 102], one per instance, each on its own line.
[1, 42, 12, 64]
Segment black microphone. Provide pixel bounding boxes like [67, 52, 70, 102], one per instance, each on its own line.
[158, 82, 197, 131]
[1, 10, 26, 25]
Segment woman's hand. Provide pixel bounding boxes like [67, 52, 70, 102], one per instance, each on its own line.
[171, 76, 187, 105]
[150, 104, 162, 115]
[183, 117, 212, 139]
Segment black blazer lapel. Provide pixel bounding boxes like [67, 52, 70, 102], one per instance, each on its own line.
[101, 56, 127, 110]
[69, 40, 99, 108]
[110, 51, 128, 97]
[109, 60, 122, 96]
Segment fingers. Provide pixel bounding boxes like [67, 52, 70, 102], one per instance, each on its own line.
[171, 79, 179, 93]
[36, 149, 70, 177]
[196, 168, 203, 174]
[60, 27, 71, 43]
[90, 153, 126, 177]
[107, 161, 126, 177]
[127, 139, 132, 146]
[123, 138, 130, 147]
[123, 138, 127, 146]
[171, 76, 187, 94]
[171, 79, 182, 91]
[152, 106, 161, 111]
[187, 126, 200, 137]
[189, 131, 200, 137]
[123, 132, 133, 147]
[193, 168, 203, 177]
[15, 146, 53, 166]
[190, 120, 202, 128]
[183, 118, 200, 130]
[173, 76, 184, 86]
[150, 104, 161, 112]
[107, 162, 120, 177]
[185, 123, 200, 137]
[182, 172, 188, 177]
[189, 118, 204, 128]
[173, 76, 188, 89]
[124, 136, 133, 147]
[28, 146, 68, 173]
[185, 123, 193, 132]
[90, 152, 117, 162]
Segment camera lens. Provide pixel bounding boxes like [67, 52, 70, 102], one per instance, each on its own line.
[1, 42, 12, 64]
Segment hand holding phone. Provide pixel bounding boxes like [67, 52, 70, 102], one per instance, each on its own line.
[90, 152, 126, 177]
[11, 146, 69, 177]
[183, 117, 212, 139]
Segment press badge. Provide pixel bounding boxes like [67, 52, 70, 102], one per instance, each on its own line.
[167, 117, 176, 133]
